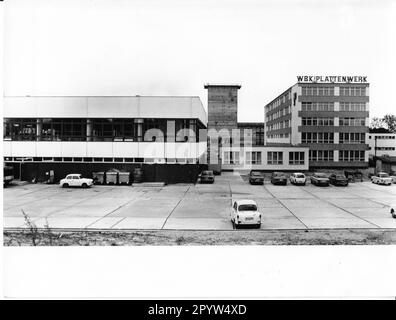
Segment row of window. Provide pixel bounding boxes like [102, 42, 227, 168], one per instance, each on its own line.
[301, 102, 334, 111]
[339, 87, 366, 96]
[371, 147, 396, 151]
[223, 151, 305, 165]
[339, 133, 366, 144]
[369, 135, 396, 140]
[309, 150, 366, 162]
[339, 117, 366, 126]
[267, 120, 290, 131]
[309, 150, 334, 162]
[302, 87, 335, 96]
[266, 133, 290, 139]
[339, 102, 366, 112]
[266, 106, 291, 121]
[302, 117, 334, 126]
[3, 118, 201, 142]
[266, 91, 292, 112]
[302, 132, 334, 144]
[339, 150, 365, 162]
[3, 157, 198, 164]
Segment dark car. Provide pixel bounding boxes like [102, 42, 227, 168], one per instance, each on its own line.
[310, 173, 330, 186]
[249, 170, 264, 185]
[270, 172, 287, 185]
[200, 170, 215, 184]
[329, 174, 349, 186]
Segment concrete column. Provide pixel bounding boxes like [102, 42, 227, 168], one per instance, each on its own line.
[334, 132, 339, 144]
[135, 119, 143, 142]
[86, 119, 93, 141]
[36, 119, 42, 141]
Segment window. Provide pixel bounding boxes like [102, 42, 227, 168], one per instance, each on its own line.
[339, 150, 365, 162]
[7, 118, 37, 141]
[301, 102, 334, 111]
[246, 151, 262, 165]
[302, 86, 334, 96]
[302, 117, 334, 126]
[223, 151, 240, 165]
[302, 132, 334, 144]
[339, 133, 365, 144]
[267, 151, 283, 165]
[339, 102, 366, 111]
[339, 117, 366, 126]
[339, 87, 366, 96]
[289, 152, 305, 165]
[309, 150, 334, 162]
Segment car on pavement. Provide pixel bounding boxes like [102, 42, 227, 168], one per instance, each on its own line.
[328, 173, 349, 186]
[60, 174, 94, 188]
[270, 172, 287, 185]
[200, 170, 215, 184]
[371, 172, 392, 185]
[290, 172, 306, 185]
[249, 170, 264, 185]
[310, 173, 330, 186]
[230, 199, 261, 229]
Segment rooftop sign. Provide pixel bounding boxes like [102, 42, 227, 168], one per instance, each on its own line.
[297, 76, 368, 83]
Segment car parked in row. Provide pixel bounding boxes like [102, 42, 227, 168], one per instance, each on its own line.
[249, 170, 264, 185]
[200, 170, 215, 184]
[371, 172, 392, 185]
[230, 199, 261, 229]
[270, 172, 287, 185]
[329, 173, 349, 186]
[290, 172, 306, 185]
[310, 173, 330, 186]
[60, 174, 93, 188]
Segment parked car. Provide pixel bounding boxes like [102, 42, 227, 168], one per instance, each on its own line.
[200, 170, 215, 184]
[230, 199, 261, 229]
[249, 170, 264, 185]
[60, 174, 93, 188]
[270, 172, 287, 185]
[290, 172, 306, 185]
[391, 175, 396, 184]
[371, 172, 392, 185]
[329, 173, 349, 186]
[310, 173, 330, 186]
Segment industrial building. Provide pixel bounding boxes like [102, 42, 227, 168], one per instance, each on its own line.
[265, 77, 370, 169]
[368, 133, 396, 157]
[3, 96, 207, 183]
[204, 84, 309, 172]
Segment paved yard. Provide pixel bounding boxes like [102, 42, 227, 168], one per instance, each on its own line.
[3, 172, 396, 230]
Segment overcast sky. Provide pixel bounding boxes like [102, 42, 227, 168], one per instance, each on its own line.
[4, 0, 396, 121]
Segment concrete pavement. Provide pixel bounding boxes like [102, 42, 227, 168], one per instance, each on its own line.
[3, 172, 396, 230]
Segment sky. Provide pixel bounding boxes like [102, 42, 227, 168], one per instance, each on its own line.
[4, 0, 396, 122]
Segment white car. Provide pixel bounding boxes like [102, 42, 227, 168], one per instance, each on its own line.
[230, 199, 262, 229]
[290, 172, 306, 185]
[60, 174, 93, 188]
[371, 172, 392, 185]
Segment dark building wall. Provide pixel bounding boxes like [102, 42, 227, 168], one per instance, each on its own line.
[6, 162, 203, 184]
[205, 85, 240, 132]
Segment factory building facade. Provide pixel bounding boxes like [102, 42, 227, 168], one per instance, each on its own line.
[265, 76, 370, 169]
[3, 96, 207, 183]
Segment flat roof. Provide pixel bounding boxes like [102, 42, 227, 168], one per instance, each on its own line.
[204, 83, 241, 89]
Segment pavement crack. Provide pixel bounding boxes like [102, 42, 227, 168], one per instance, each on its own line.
[160, 186, 190, 229]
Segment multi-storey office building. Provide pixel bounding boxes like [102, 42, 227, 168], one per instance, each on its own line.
[265, 76, 370, 169]
[3, 96, 207, 183]
[205, 84, 309, 171]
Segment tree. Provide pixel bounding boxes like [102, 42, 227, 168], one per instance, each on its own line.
[382, 114, 396, 133]
[369, 117, 389, 133]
